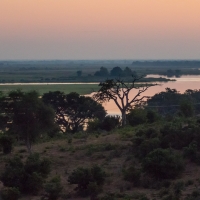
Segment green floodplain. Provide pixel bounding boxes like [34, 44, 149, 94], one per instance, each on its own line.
[0, 84, 99, 95]
[0, 60, 200, 94]
[0, 60, 199, 84]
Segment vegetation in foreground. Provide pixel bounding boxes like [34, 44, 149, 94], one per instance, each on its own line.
[1, 114, 200, 200]
[1, 78, 200, 199]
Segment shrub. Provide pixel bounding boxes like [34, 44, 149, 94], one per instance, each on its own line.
[1, 156, 25, 190]
[127, 108, 147, 126]
[135, 127, 159, 139]
[68, 165, 106, 197]
[136, 138, 161, 159]
[143, 148, 184, 180]
[183, 142, 198, 162]
[179, 100, 194, 118]
[100, 193, 116, 200]
[160, 122, 194, 149]
[0, 135, 14, 154]
[173, 181, 185, 199]
[99, 116, 120, 131]
[0, 153, 51, 195]
[146, 109, 159, 123]
[87, 119, 101, 132]
[185, 189, 200, 200]
[1, 187, 20, 200]
[45, 176, 63, 200]
[24, 153, 51, 179]
[123, 166, 141, 187]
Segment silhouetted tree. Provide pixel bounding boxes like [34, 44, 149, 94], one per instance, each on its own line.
[93, 76, 155, 126]
[42, 91, 106, 133]
[94, 67, 109, 76]
[7, 90, 55, 153]
[123, 67, 132, 76]
[110, 66, 123, 76]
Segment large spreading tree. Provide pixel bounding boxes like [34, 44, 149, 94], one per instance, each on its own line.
[5, 90, 56, 153]
[93, 76, 155, 126]
[42, 91, 106, 133]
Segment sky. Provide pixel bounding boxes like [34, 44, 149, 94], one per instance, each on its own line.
[0, 0, 200, 60]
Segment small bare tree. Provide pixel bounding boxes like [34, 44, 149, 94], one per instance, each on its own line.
[93, 76, 156, 126]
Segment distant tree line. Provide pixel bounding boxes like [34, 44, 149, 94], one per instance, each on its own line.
[93, 66, 137, 77]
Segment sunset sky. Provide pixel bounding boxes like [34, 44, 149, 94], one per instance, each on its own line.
[0, 0, 200, 60]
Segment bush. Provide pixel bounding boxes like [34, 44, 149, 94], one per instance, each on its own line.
[183, 142, 198, 162]
[146, 109, 159, 123]
[99, 116, 120, 131]
[143, 148, 184, 180]
[160, 122, 195, 149]
[24, 172, 44, 195]
[1, 156, 25, 190]
[127, 108, 147, 126]
[1, 187, 20, 200]
[132, 129, 161, 159]
[0, 153, 51, 195]
[185, 189, 200, 200]
[0, 135, 14, 154]
[135, 127, 159, 139]
[45, 176, 63, 200]
[24, 153, 51, 179]
[123, 166, 141, 187]
[87, 119, 101, 132]
[68, 165, 105, 197]
[135, 138, 161, 159]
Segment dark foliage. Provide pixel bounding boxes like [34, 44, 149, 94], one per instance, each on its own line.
[159, 121, 200, 150]
[143, 148, 184, 180]
[0, 135, 14, 154]
[68, 165, 105, 197]
[94, 67, 109, 77]
[127, 108, 147, 126]
[123, 166, 141, 187]
[147, 88, 200, 116]
[1, 153, 51, 195]
[99, 115, 120, 131]
[1, 187, 20, 200]
[42, 91, 106, 133]
[110, 66, 123, 76]
[4, 90, 56, 152]
[45, 176, 63, 200]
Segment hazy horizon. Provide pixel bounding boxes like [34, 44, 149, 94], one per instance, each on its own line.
[1, 0, 200, 60]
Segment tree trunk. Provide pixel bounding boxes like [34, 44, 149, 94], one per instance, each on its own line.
[121, 110, 126, 127]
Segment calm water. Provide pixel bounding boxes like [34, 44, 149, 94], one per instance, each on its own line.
[103, 75, 200, 115]
[1, 76, 200, 115]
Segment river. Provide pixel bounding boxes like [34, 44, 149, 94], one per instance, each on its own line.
[1, 75, 200, 115]
[103, 75, 200, 115]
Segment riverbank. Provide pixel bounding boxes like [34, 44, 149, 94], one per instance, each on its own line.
[0, 84, 100, 95]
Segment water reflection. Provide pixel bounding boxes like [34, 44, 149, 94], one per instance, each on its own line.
[103, 76, 200, 115]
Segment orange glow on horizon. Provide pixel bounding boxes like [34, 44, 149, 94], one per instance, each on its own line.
[0, 0, 200, 59]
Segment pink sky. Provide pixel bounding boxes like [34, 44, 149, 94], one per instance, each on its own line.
[0, 0, 200, 60]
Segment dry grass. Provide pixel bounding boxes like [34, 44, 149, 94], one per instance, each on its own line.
[1, 132, 200, 200]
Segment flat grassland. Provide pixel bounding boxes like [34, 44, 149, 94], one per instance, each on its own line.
[0, 84, 99, 95]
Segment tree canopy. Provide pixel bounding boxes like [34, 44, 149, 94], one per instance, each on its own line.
[42, 91, 106, 133]
[94, 67, 109, 77]
[4, 90, 56, 152]
[110, 66, 123, 76]
[93, 76, 155, 126]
